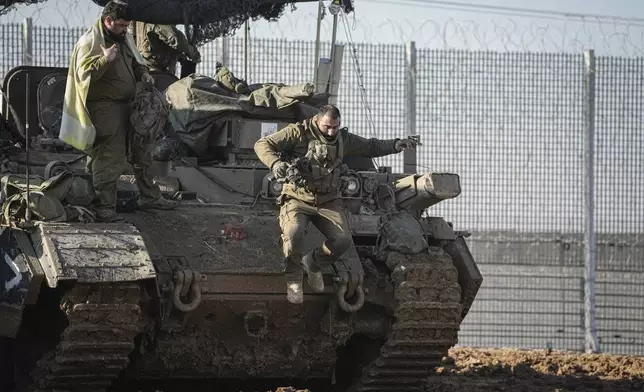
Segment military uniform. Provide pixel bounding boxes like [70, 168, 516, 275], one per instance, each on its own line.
[254, 117, 400, 300]
[132, 22, 200, 74]
[84, 24, 171, 218]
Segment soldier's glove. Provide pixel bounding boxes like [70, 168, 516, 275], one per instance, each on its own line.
[272, 161, 290, 179]
[141, 73, 155, 85]
[395, 136, 422, 152]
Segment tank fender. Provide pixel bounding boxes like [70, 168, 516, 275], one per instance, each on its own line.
[443, 236, 483, 321]
[422, 216, 457, 240]
[30, 222, 157, 288]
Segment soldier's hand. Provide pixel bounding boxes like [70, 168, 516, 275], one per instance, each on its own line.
[395, 137, 421, 152]
[100, 43, 118, 62]
[272, 161, 290, 179]
[141, 73, 155, 85]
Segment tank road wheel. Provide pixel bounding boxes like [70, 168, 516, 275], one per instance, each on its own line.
[43, 160, 71, 180]
[350, 246, 462, 392]
[25, 282, 144, 392]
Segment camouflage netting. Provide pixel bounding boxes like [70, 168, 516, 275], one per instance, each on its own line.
[91, 0, 354, 46]
[1, 0, 354, 46]
[1, 0, 46, 17]
[95, 0, 300, 46]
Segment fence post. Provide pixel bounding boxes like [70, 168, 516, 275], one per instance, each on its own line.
[403, 41, 417, 174]
[22, 17, 33, 66]
[583, 49, 600, 354]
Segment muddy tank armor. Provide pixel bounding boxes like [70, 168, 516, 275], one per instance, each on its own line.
[0, 62, 482, 392]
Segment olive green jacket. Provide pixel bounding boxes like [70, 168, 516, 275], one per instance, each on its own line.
[255, 118, 399, 170]
[86, 25, 148, 103]
[254, 117, 400, 204]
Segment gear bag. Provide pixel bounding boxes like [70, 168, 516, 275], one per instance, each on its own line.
[0, 172, 95, 228]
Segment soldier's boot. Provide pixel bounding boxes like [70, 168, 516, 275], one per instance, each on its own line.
[93, 186, 127, 222]
[302, 251, 324, 293]
[286, 281, 303, 304]
[94, 207, 127, 223]
[285, 257, 304, 304]
[137, 196, 180, 210]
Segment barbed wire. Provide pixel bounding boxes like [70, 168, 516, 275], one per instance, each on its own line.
[0, 0, 100, 26]
[2, 0, 644, 57]
[257, 12, 644, 57]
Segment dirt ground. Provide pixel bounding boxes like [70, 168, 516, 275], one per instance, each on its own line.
[424, 346, 644, 392]
[260, 347, 644, 392]
[131, 347, 644, 392]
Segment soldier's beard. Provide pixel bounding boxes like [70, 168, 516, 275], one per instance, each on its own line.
[108, 30, 126, 42]
[323, 132, 338, 141]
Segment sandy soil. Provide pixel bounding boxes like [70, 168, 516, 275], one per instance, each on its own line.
[424, 346, 644, 392]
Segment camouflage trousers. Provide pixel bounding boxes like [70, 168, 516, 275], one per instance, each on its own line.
[278, 198, 353, 283]
[85, 101, 161, 209]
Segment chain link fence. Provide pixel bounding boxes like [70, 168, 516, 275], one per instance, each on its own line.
[1, 19, 643, 356]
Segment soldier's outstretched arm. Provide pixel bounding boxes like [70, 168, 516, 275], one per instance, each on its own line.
[254, 124, 303, 170]
[343, 129, 401, 158]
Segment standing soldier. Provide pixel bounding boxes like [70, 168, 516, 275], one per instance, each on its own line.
[59, 0, 178, 222]
[254, 104, 420, 304]
[132, 21, 201, 75]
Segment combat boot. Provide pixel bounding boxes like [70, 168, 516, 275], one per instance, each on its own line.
[94, 207, 127, 223]
[137, 196, 179, 210]
[286, 281, 303, 304]
[302, 251, 325, 293]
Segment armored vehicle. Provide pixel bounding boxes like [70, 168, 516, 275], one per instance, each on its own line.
[1, 61, 481, 392]
[0, 2, 482, 391]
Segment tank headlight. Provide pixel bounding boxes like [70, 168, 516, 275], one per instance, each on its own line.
[271, 181, 283, 195]
[345, 177, 360, 195]
[363, 177, 378, 193]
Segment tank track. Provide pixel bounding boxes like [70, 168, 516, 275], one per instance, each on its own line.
[29, 282, 143, 392]
[353, 246, 463, 392]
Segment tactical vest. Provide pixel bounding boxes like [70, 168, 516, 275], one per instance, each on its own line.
[281, 124, 347, 206]
[300, 135, 345, 194]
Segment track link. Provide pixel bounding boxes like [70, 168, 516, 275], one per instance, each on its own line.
[29, 282, 143, 392]
[354, 246, 463, 392]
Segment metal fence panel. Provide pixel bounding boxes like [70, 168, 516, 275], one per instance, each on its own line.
[1, 24, 23, 81]
[32, 25, 85, 68]
[416, 50, 586, 233]
[593, 56, 644, 355]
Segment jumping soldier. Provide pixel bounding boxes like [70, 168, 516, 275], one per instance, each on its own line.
[254, 104, 420, 304]
[59, 0, 178, 222]
[131, 21, 201, 75]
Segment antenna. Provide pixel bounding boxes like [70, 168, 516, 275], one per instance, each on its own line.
[24, 73, 31, 224]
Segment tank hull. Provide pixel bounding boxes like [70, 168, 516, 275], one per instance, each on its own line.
[2, 202, 482, 392]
